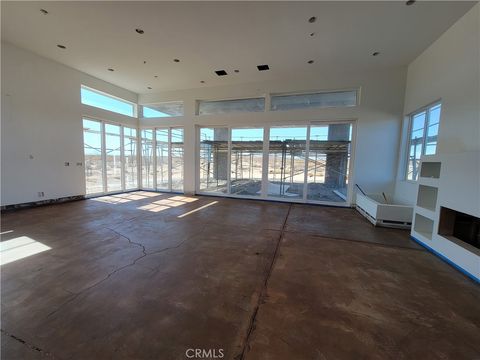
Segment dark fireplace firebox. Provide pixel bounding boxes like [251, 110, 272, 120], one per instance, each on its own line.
[439, 207, 480, 250]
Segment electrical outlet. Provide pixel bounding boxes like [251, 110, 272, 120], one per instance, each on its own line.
[64, 162, 70, 166]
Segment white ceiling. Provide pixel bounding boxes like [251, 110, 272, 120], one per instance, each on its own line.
[1, 1, 476, 94]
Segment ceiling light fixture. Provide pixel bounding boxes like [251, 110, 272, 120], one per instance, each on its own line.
[372, 51, 380, 56]
[108, 68, 114, 72]
[135, 28, 144, 34]
[406, 0, 416, 5]
[173, 59, 180, 63]
[308, 60, 314, 64]
[308, 16, 317, 23]
[57, 44, 66, 49]
[40, 9, 49, 15]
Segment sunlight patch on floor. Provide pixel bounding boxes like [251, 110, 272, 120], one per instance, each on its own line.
[0, 236, 51, 266]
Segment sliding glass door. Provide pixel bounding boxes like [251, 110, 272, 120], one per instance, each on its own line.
[83, 118, 140, 195]
[268, 126, 307, 200]
[197, 122, 354, 205]
[83, 119, 104, 195]
[140, 127, 184, 193]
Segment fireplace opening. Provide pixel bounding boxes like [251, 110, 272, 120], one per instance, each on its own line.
[439, 207, 480, 250]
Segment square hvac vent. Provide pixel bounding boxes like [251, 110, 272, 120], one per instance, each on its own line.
[215, 70, 228, 76]
[257, 64, 269, 71]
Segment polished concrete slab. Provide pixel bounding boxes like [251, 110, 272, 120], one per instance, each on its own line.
[1, 191, 479, 359]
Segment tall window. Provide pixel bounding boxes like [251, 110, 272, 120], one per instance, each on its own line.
[407, 103, 442, 180]
[230, 128, 263, 196]
[105, 124, 122, 192]
[198, 123, 354, 204]
[83, 119, 139, 195]
[141, 130, 155, 189]
[199, 128, 229, 193]
[171, 128, 184, 191]
[124, 127, 138, 190]
[140, 128, 184, 192]
[268, 127, 307, 200]
[156, 129, 169, 190]
[81, 86, 135, 117]
[83, 119, 104, 194]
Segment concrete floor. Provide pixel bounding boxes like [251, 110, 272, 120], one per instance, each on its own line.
[1, 191, 479, 360]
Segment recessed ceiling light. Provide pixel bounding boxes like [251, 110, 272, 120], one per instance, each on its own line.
[173, 59, 180, 63]
[257, 64, 269, 71]
[215, 70, 228, 76]
[406, 0, 416, 5]
[40, 9, 49, 15]
[372, 51, 380, 56]
[234, 69, 240, 73]
[308, 60, 314, 64]
[108, 68, 114, 72]
[147, 86, 152, 90]
[57, 44, 66, 49]
[135, 28, 144, 34]
[308, 16, 317, 23]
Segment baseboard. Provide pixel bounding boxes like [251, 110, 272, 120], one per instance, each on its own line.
[1, 195, 85, 212]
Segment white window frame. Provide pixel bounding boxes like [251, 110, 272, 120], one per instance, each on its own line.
[140, 126, 185, 193]
[195, 120, 357, 207]
[81, 85, 137, 117]
[82, 117, 141, 197]
[405, 101, 442, 181]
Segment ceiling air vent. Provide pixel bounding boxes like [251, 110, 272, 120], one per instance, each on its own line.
[215, 70, 228, 76]
[257, 65, 269, 71]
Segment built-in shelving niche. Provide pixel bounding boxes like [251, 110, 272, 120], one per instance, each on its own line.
[416, 185, 438, 212]
[414, 213, 434, 240]
[420, 161, 441, 179]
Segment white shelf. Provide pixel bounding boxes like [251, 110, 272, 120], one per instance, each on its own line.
[418, 176, 439, 188]
[416, 185, 438, 212]
[419, 161, 441, 179]
[414, 205, 436, 220]
[413, 213, 434, 240]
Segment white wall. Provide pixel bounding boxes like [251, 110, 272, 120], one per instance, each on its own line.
[394, 4, 480, 205]
[1, 41, 408, 206]
[1, 42, 138, 206]
[139, 67, 407, 198]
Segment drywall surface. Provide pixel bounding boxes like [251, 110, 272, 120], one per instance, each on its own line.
[1, 42, 138, 206]
[139, 66, 408, 197]
[394, 4, 480, 205]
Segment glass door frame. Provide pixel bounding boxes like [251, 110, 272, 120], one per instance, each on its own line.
[195, 120, 357, 207]
[82, 117, 141, 197]
[139, 126, 185, 193]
